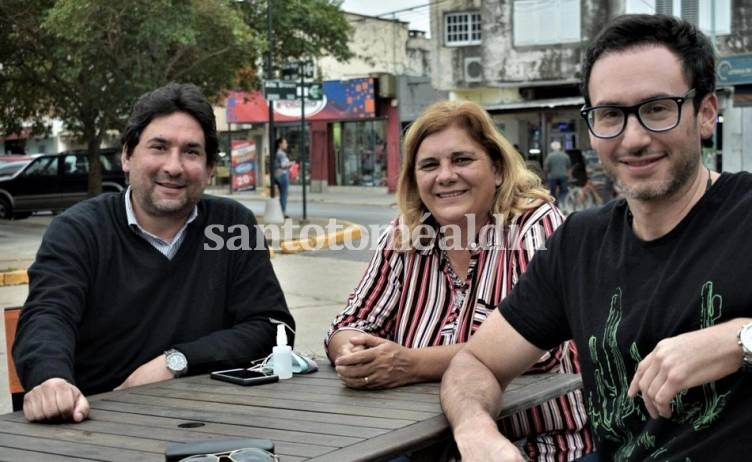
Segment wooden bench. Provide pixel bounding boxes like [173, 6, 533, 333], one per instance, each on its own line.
[3, 306, 24, 411]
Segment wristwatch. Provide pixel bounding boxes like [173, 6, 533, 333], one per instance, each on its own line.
[737, 322, 752, 372]
[164, 349, 188, 377]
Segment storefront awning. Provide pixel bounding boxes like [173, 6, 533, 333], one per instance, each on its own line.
[227, 77, 377, 124]
[485, 96, 585, 113]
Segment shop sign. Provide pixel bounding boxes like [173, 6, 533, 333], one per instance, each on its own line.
[717, 54, 752, 86]
[231, 140, 257, 192]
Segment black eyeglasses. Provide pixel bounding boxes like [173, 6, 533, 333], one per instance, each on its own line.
[179, 448, 279, 462]
[580, 89, 696, 139]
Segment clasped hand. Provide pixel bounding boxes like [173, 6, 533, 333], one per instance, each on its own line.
[334, 334, 414, 389]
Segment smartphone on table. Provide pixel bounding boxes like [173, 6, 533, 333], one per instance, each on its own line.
[210, 368, 279, 386]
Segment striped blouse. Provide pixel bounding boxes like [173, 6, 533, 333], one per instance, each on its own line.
[326, 202, 594, 461]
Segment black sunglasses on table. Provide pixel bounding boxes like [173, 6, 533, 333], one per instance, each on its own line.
[179, 447, 279, 462]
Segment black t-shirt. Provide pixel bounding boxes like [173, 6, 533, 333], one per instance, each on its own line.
[501, 172, 752, 460]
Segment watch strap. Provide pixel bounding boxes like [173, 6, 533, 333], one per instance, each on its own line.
[737, 323, 752, 372]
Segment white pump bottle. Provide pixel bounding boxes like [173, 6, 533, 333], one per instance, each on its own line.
[272, 324, 293, 379]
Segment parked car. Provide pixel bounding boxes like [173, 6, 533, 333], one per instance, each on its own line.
[0, 148, 126, 219]
[0, 160, 31, 179]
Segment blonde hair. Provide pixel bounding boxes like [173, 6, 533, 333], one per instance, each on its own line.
[396, 100, 552, 251]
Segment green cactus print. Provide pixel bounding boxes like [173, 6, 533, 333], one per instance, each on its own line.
[587, 283, 728, 459]
[671, 282, 729, 431]
[587, 288, 647, 460]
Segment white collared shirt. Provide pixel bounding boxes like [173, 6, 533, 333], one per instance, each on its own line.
[124, 187, 198, 260]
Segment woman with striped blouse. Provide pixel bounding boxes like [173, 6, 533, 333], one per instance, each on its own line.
[325, 101, 594, 461]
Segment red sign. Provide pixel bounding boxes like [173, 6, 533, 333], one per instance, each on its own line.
[231, 140, 256, 192]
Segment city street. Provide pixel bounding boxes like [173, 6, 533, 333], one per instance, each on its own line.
[0, 188, 399, 414]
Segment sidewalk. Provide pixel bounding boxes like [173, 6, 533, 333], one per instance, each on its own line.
[206, 184, 397, 208]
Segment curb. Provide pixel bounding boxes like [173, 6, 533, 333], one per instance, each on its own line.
[0, 270, 29, 287]
[278, 221, 363, 254]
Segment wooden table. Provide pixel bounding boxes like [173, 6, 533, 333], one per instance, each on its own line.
[0, 365, 581, 461]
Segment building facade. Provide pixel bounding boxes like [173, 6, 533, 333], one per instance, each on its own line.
[225, 12, 446, 194]
[431, 0, 752, 171]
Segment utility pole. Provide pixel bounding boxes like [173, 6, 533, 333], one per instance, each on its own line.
[263, 0, 284, 223]
[299, 61, 308, 221]
[267, 0, 275, 200]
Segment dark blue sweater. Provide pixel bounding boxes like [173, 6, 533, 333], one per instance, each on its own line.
[13, 192, 293, 395]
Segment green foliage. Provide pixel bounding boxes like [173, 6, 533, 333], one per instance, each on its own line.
[236, 0, 353, 75]
[0, 0, 352, 194]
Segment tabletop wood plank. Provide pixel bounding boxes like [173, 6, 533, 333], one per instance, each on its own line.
[307, 415, 451, 462]
[498, 373, 582, 417]
[87, 400, 389, 439]
[100, 393, 417, 429]
[128, 386, 439, 420]
[0, 446, 97, 461]
[84, 409, 362, 448]
[0, 432, 161, 462]
[156, 379, 442, 411]
[0, 420, 167, 454]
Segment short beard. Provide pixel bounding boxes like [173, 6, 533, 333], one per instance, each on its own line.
[610, 153, 699, 201]
[138, 188, 195, 219]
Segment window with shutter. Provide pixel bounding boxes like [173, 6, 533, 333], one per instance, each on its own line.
[624, 0, 730, 35]
[513, 0, 581, 46]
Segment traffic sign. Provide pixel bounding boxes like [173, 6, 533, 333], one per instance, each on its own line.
[263, 80, 297, 101]
[281, 63, 299, 81]
[281, 59, 315, 81]
[305, 83, 323, 101]
[264, 80, 323, 101]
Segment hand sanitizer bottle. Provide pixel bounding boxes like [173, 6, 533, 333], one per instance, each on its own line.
[272, 324, 293, 379]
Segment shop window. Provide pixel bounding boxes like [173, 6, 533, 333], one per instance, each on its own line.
[444, 12, 481, 46]
[625, 0, 731, 35]
[513, 0, 580, 46]
[339, 120, 387, 187]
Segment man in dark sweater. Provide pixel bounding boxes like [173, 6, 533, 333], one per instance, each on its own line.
[13, 83, 294, 423]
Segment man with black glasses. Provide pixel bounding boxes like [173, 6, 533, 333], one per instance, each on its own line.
[441, 14, 752, 461]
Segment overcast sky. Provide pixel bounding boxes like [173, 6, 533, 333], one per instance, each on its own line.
[340, 0, 431, 35]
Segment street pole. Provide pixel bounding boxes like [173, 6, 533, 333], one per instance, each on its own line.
[227, 122, 232, 194]
[299, 61, 307, 221]
[262, 0, 284, 223]
[267, 0, 275, 200]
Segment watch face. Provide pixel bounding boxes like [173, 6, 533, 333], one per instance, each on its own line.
[167, 352, 187, 371]
[741, 324, 752, 349]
